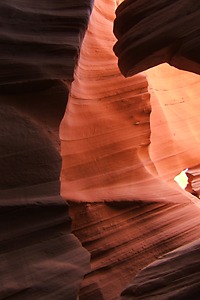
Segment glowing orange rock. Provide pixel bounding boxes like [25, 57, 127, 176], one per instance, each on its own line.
[60, 0, 200, 204]
[147, 64, 200, 188]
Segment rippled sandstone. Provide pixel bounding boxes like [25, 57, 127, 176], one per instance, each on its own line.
[1, 0, 200, 299]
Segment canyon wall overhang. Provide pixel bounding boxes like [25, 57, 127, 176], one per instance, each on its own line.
[60, 0, 200, 205]
[1, 0, 200, 299]
[114, 0, 200, 77]
[121, 238, 200, 299]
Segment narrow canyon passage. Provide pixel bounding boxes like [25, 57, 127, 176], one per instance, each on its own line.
[59, 0, 200, 299]
[1, 0, 200, 299]
[60, 0, 196, 204]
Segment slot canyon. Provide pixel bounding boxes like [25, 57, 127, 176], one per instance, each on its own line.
[1, 0, 200, 299]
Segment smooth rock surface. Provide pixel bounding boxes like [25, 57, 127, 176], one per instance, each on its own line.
[147, 63, 200, 191]
[60, 0, 199, 204]
[114, 0, 200, 77]
[0, 83, 90, 299]
[1, 0, 200, 299]
[0, 1, 94, 298]
[59, 1, 200, 298]
[0, 0, 93, 87]
[69, 200, 200, 300]
[0, 184, 90, 300]
[121, 238, 200, 299]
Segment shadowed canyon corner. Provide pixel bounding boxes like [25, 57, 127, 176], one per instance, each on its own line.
[1, 0, 200, 299]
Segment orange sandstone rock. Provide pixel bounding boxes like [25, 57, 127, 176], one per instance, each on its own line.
[60, 0, 198, 204]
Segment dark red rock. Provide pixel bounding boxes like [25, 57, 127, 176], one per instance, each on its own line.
[1, 1, 200, 299]
[69, 201, 200, 299]
[0, 84, 90, 299]
[114, 0, 200, 76]
[0, 184, 90, 300]
[121, 238, 200, 299]
[0, 0, 94, 87]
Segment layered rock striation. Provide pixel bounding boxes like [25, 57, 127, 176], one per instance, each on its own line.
[1, 0, 200, 299]
[0, 1, 97, 298]
[60, 0, 200, 299]
[70, 201, 200, 299]
[114, 0, 200, 77]
[60, 0, 151, 202]
[0, 0, 93, 88]
[0, 1, 95, 298]
[60, 0, 198, 204]
[121, 238, 200, 299]
[0, 83, 90, 299]
[146, 63, 200, 192]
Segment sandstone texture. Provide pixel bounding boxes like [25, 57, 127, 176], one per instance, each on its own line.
[0, 0, 93, 295]
[0, 83, 90, 299]
[60, 0, 199, 204]
[1, 0, 200, 300]
[121, 238, 200, 299]
[0, 0, 93, 87]
[60, 0, 200, 298]
[114, 0, 200, 77]
[70, 201, 200, 299]
[0, 185, 90, 300]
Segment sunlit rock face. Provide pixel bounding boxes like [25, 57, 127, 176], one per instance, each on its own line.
[114, 0, 200, 77]
[61, 14, 148, 202]
[1, 0, 200, 299]
[59, 0, 200, 299]
[185, 166, 200, 197]
[60, 0, 150, 202]
[60, 1, 200, 298]
[147, 63, 200, 193]
[60, 0, 197, 204]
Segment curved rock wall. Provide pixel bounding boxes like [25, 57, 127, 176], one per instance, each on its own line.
[70, 201, 200, 299]
[0, 83, 90, 299]
[60, 0, 196, 204]
[60, 0, 200, 299]
[147, 63, 200, 187]
[1, 0, 200, 299]
[114, 0, 200, 76]
[121, 238, 200, 299]
[0, 0, 93, 87]
[0, 1, 96, 298]
[60, 0, 151, 202]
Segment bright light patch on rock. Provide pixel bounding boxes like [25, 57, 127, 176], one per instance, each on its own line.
[116, 0, 124, 6]
[174, 169, 188, 190]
